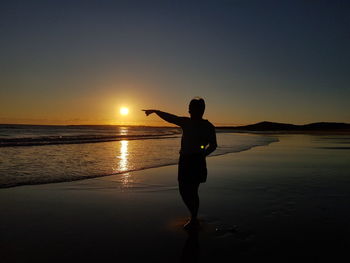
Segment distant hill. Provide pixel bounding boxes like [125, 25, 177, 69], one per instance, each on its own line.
[217, 121, 350, 132]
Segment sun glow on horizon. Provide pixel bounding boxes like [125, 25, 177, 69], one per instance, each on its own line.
[120, 107, 129, 116]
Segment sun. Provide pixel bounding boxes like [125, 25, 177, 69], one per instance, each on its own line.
[120, 107, 129, 116]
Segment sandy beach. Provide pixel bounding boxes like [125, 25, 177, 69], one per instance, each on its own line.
[1, 134, 350, 262]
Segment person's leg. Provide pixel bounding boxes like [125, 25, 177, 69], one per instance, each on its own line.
[191, 182, 200, 220]
[179, 181, 200, 225]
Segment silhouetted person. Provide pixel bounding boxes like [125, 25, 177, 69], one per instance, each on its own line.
[143, 98, 217, 229]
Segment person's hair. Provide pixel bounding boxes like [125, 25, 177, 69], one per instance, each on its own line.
[189, 97, 205, 117]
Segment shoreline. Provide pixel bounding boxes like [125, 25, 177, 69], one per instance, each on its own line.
[0, 133, 278, 189]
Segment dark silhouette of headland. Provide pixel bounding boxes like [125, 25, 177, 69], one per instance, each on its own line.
[217, 121, 350, 133]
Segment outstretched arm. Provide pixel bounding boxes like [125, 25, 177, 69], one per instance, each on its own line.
[142, 110, 185, 126]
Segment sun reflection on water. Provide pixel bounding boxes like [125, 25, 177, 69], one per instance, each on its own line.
[120, 140, 128, 171]
[120, 127, 128, 136]
[119, 140, 133, 186]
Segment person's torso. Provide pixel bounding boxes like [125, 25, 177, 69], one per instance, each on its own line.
[180, 119, 214, 155]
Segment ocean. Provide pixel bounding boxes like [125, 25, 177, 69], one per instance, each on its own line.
[0, 124, 278, 188]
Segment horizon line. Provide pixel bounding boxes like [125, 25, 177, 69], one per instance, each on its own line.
[1, 120, 349, 127]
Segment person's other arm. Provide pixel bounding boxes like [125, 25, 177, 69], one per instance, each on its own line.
[205, 125, 217, 157]
[142, 109, 185, 126]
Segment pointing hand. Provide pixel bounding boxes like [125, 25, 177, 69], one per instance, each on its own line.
[142, 109, 156, 116]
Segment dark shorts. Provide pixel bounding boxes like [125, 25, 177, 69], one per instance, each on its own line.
[178, 154, 207, 183]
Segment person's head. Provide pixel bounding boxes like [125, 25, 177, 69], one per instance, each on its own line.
[189, 97, 205, 119]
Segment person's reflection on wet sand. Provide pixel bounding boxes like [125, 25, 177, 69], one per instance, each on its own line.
[181, 229, 200, 263]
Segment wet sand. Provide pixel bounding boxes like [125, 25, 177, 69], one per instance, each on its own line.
[1, 135, 350, 262]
